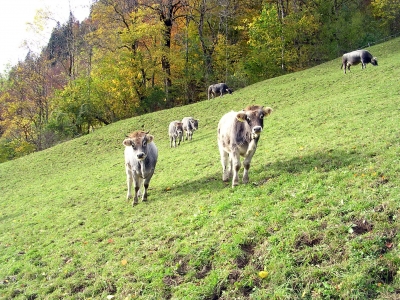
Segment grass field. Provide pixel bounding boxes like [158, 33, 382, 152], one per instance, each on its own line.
[1, 38, 400, 299]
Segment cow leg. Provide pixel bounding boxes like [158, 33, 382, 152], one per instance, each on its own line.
[220, 149, 230, 182]
[242, 154, 254, 184]
[170, 137, 173, 148]
[126, 170, 133, 200]
[137, 177, 147, 202]
[231, 152, 241, 187]
[132, 176, 140, 206]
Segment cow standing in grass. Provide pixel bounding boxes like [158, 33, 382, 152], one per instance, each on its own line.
[123, 131, 158, 206]
[181, 117, 199, 141]
[168, 121, 183, 147]
[341, 50, 378, 74]
[217, 105, 273, 187]
[208, 83, 233, 100]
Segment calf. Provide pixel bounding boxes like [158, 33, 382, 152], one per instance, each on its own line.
[208, 83, 233, 100]
[168, 121, 183, 147]
[217, 105, 273, 187]
[341, 50, 378, 74]
[181, 117, 199, 141]
[123, 131, 158, 206]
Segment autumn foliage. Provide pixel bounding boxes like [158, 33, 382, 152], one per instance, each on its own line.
[0, 0, 399, 161]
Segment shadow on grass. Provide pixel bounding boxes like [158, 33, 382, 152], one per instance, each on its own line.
[262, 148, 361, 176]
[160, 148, 364, 199]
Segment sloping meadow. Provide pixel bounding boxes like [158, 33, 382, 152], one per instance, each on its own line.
[1, 38, 400, 299]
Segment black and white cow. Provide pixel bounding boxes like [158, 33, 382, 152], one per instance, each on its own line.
[341, 50, 378, 74]
[208, 83, 233, 100]
[217, 105, 273, 187]
[123, 131, 158, 206]
[168, 121, 183, 147]
[181, 117, 199, 141]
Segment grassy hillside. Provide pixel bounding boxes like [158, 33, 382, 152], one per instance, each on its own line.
[1, 38, 400, 299]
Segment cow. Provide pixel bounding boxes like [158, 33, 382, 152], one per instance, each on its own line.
[181, 117, 199, 141]
[208, 83, 233, 100]
[217, 105, 273, 187]
[123, 131, 158, 206]
[341, 50, 378, 74]
[168, 121, 183, 147]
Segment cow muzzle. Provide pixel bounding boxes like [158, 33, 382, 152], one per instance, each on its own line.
[251, 126, 263, 138]
[136, 152, 147, 160]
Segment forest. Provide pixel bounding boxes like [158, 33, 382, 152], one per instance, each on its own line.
[0, 0, 399, 162]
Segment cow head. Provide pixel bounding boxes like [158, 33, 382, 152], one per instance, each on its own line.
[190, 119, 199, 130]
[371, 57, 378, 66]
[175, 122, 184, 136]
[236, 105, 273, 139]
[226, 88, 233, 94]
[123, 131, 154, 161]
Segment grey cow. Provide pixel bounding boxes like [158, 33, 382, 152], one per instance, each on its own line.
[123, 131, 158, 206]
[168, 121, 183, 147]
[217, 105, 273, 187]
[208, 83, 233, 100]
[181, 117, 199, 141]
[341, 50, 378, 74]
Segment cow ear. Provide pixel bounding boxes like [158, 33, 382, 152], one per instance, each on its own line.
[123, 139, 133, 147]
[236, 112, 247, 122]
[146, 134, 154, 143]
[263, 107, 273, 116]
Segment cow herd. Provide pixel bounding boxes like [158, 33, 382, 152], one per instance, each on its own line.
[123, 48, 378, 206]
[122, 103, 273, 206]
[168, 117, 199, 148]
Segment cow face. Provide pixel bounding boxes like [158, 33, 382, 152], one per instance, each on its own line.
[371, 57, 378, 66]
[190, 119, 199, 130]
[123, 131, 154, 161]
[236, 106, 273, 139]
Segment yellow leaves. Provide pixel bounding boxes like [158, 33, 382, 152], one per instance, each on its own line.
[258, 270, 268, 279]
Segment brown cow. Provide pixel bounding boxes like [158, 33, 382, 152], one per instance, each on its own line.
[217, 105, 273, 187]
[123, 131, 158, 205]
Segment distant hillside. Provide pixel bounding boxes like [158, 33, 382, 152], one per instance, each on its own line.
[1, 38, 400, 299]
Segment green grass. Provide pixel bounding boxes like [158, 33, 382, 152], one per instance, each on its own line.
[1, 38, 400, 299]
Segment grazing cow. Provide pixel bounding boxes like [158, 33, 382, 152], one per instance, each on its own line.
[181, 117, 199, 141]
[208, 83, 233, 100]
[217, 105, 273, 187]
[341, 50, 378, 74]
[123, 131, 158, 206]
[168, 121, 183, 147]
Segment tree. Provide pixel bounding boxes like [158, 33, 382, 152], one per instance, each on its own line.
[371, 0, 400, 34]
